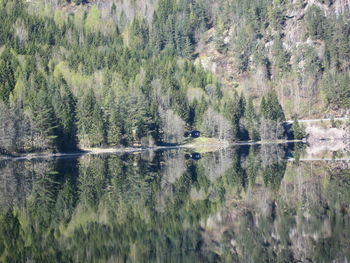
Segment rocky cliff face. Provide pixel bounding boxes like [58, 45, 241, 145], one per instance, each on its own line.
[333, 0, 350, 15]
[195, 0, 350, 118]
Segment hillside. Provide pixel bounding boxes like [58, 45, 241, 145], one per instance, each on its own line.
[195, 0, 350, 118]
[0, 0, 349, 154]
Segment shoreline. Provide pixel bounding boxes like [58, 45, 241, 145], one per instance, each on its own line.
[0, 139, 305, 161]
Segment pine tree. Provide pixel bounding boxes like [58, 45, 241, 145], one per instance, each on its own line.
[107, 105, 122, 146]
[76, 89, 105, 147]
[31, 88, 59, 151]
[261, 90, 285, 122]
[245, 97, 260, 140]
[292, 115, 306, 140]
[260, 90, 286, 140]
[164, 16, 175, 52]
[239, 93, 246, 118]
[183, 36, 194, 58]
[194, 96, 208, 127]
[260, 96, 267, 117]
[90, 102, 105, 146]
[221, 95, 241, 140]
[52, 78, 77, 151]
[150, 26, 162, 54]
[272, 34, 290, 77]
[269, 90, 285, 122]
[0, 48, 18, 102]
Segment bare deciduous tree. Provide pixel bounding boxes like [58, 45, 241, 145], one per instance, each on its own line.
[0, 102, 45, 154]
[159, 107, 184, 144]
[259, 118, 284, 141]
[14, 19, 28, 44]
[201, 107, 233, 141]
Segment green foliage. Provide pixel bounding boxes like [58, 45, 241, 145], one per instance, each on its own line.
[233, 26, 254, 73]
[2, 143, 349, 262]
[30, 88, 59, 151]
[292, 116, 306, 140]
[327, 20, 350, 70]
[0, 0, 292, 153]
[51, 77, 77, 151]
[260, 89, 285, 122]
[263, 161, 287, 190]
[271, 34, 290, 76]
[323, 72, 350, 108]
[0, 48, 18, 102]
[305, 5, 328, 40]
[76, 89, 105, 147]
[221, 92, 245, 139]
[245, 97, 260, 140]
[84, 6, 100, 33]
[107, 105, 122, 146]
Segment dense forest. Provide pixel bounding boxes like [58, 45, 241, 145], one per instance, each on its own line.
[0, 0, 348, 154]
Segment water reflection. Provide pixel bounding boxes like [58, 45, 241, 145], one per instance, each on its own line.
[0, 144, 349, 262]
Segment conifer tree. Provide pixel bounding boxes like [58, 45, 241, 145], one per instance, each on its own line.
[260, 90, 285, 140]
[31, 88, 59, 151]
[292, 115, 306, 140]
[245, 97, 260, 140]
[52, 78, 77, 151]
[107, 105, 122, 146]
[183, 36, 194, 58]
[76, 89, 105, 147]
[0, 48, 18, 102]
[260, 90, 285, 122]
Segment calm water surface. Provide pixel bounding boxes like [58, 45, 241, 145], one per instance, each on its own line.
[0, 144, 349, 262]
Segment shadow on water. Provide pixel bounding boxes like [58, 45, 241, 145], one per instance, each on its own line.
[0, 142, 349, 262]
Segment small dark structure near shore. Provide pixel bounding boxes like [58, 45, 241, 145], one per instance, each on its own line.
[184, 130, 201, 138]
[185, 152, 202, 160]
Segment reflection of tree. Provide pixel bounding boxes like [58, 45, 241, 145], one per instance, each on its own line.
[202, 163, 350, 263]
[0, 211, 24, 262]
[244, 145, 261, 186]
[260, 144, 286, 167]
[260, 144, 288, 190]
[0, 160, 41, 210]
[78, 156, 108, 208]
[263, 162, 287, 190]
[200, 147, 236, 182]
[0, 150, 349, 262]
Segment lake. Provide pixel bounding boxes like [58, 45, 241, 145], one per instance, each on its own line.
[0, 143, 349, 262]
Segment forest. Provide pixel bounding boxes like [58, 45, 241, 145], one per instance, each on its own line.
[0, 0, 348, 154]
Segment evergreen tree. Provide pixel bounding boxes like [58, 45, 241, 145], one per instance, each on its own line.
[31, 88, 59, 151]
[245, 97, 260, 141]
[260, 90, 285, 122]
[0, 48, 18, 102]
[194, 96, 208, 127]
[91, 102, 106, 146]
[305, 5, 328, 40]
[76, 89, 105, 147]
[52, 78, 77, 151]
[107, 104, 122, 146]
[272, 35, 290, 76]
[259, 90, 286, 140]
[222, 95, 241, 140]
[239, 93, 246, 117]
[292, 115, 306, 140]
[183, 36, 194, 58]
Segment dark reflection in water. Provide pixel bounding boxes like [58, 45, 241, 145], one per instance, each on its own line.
[0, 144, 349, 263]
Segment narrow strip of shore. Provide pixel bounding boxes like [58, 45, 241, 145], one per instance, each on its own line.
[0, 139, 305, 161]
